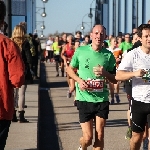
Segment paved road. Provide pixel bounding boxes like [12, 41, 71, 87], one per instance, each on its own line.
[38, 63, 144, 150]
[5, 81, 38, 150]
[6, 62, 144, 150]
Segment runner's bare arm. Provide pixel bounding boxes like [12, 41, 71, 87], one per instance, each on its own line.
[61, 45, 67, 64]
[116, 70, 146, 81]
[95, 65, 117, 84]
[67, 65, 81, 82]
[57, 45, 61, 48]
[103, 71, 117, 84]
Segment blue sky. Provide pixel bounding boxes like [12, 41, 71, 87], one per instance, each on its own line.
[36, 0, 96, 36]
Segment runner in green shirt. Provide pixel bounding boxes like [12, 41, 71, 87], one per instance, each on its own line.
[119, 33, 133, 54]
[67, 25, 116, 150]
[70, 45, 115, 103]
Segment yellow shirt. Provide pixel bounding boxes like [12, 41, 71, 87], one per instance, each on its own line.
[52, 42, 60, 55]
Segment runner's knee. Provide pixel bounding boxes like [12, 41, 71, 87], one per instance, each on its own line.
[83, 135, 92, 146]
[131, 132, 143, 143]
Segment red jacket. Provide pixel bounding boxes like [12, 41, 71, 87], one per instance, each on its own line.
[0, 34, 25, 120]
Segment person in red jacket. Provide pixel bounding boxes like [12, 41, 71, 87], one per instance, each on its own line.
[0, 1, 25, 149]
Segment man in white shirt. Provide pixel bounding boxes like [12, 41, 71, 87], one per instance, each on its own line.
[116, 24, 150, 150]
[46, 35, 53, 63]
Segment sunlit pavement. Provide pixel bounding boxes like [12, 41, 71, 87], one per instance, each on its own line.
[6, 62, 144, 150]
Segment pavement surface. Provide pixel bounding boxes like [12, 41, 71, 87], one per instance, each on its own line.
[5, 81, 39, 150]
[6, 62, 144, 150]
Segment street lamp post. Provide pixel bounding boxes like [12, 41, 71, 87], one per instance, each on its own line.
[36, 21, 45, 30]
[36, 7, 47, 17]
[88, 0, 107, 30]
[81, 22, 90, 35]
[41, 0, 48, 3]
[40, 30, 44, 38]
[81, 13, 91, 35]
[35, 29, 44, 38]
[36, 0, 48, 38]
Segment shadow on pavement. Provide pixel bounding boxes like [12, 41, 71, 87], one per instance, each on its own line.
[110, 109, 127, 111]
[48, 81, 68, 88]
[25, 149, 37, 150]
[57, 122, 81, 131]
[106, 119, 128, 127]
[38, 63, 62, 150]
[54, 105, 76, 108]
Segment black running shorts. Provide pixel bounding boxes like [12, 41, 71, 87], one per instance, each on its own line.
[76, 101, 109, 123]
[131, 100, 150, 133]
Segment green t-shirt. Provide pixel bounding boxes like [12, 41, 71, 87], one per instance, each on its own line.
[105, 40, 110, 46]
[119, 41, 133, 53]
[52, 42, 60, 55]
[70, 45, 116, 103]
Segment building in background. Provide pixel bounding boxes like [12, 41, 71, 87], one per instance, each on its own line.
[95, 0, 150, 36]
[5, 0, 36, 35]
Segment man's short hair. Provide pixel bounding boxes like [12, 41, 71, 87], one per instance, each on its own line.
[117, 35, 122, 39]
[61, 32, 66, 36]
[84, 35, 90, 39]
[75, 31, 82, 35]
[137, 24, 150, 38]
[91, 24, 106, 33]
[125, 33, 130, 36]
[0, 1, 6, 24]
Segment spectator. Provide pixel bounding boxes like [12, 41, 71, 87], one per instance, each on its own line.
[11, 25, 32, 123]
[32, 34, 40, 79]
[45, 35, 54, 63]
[132, 28, 137, 34]
[0, 1, 25, 148]
[75, 31, 83, 43]
[81, 35, 90, 46]
[117, 36, 122, 47]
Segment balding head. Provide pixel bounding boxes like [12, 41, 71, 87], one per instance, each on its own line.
[90, 25, 106, 48]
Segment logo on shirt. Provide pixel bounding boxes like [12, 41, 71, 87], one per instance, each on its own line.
[142, 69, 150, 83]
[85, 58, 90, 69]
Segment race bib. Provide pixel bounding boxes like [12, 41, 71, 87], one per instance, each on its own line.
[85, 78, 104, 92]
[142, 69, 150, 83]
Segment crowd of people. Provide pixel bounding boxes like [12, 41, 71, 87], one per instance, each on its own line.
[40, 21, 150, 150]
[1, 0, 150, 149]
[41, 20, 150, 150]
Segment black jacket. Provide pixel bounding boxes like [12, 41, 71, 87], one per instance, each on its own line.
[21, 40, 32, 80]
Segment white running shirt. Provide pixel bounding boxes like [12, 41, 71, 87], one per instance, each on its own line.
[118, 46, 150, 103]
[46, 40, 53, 51]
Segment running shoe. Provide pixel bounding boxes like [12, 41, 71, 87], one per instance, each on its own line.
[115, 94, 120, 103]
[73, 100, 77, 106]
[56, 73, 59, 77]
[143, 138, 149, 150]
[78, 145, 82, 150]
[67, 91, 72, 98]
[110, 99, 114, 105]
[125, 126, 132, 140]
